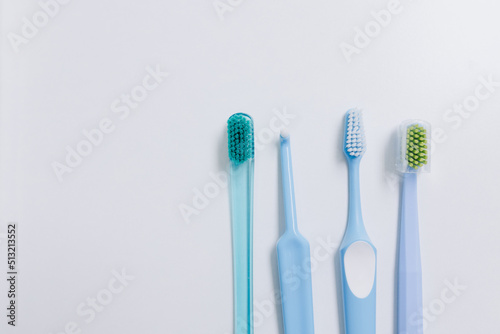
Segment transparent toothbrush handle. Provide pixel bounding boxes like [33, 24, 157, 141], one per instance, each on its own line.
[230, 161, 254, 334]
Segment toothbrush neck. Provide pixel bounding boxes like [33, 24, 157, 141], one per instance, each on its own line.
[281, 140, 298, 233]
[283, 183, 298, 233]
[348, 159, 364, 225]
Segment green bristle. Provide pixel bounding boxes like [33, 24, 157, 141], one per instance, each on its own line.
[406, 124, 428, 170]
[227, 114, 254, 164]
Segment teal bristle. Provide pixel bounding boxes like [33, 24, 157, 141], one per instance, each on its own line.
[227, 113, 254, 164]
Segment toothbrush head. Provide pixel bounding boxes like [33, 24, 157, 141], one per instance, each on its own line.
[344, 109, 366, 160]
[397, 120, 431, 173]
[227, 113, 254, 165]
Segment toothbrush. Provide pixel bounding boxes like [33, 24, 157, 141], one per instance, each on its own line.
[397, 121, 430, 334]
[339, 109, 377, 334]
[227, 113, 255, 334]
[277, 130, 315, 334]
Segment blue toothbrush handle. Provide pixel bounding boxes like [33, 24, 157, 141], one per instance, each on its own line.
[277, 133, 315, 334]
[340, 241, 377, 334]
[398, 173, 423, 334]
[340, 159, 377, 334]
[277, 234, 315, 334]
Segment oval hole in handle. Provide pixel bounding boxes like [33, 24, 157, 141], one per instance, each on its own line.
[344, 241, 376, 299]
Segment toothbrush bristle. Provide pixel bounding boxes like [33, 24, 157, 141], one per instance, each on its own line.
[405, 123, 428, 170]
[344, 109, 366, 158]
[227, 113, 254, 164]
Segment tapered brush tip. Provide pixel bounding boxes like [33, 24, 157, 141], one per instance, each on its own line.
[280, 128, 290, 139]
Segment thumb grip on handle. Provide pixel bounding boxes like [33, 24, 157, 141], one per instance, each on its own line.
[340, 241, 377, 334]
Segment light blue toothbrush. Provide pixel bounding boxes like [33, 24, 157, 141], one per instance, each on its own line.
[397, 120, 430, 334]
[277, 130, 315, 334]
[228, 113, 255, 334]
[340, 109, 377, 334]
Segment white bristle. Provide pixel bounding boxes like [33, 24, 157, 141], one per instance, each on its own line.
[345, 109, 366, 157]
[280, 128, 290, 139]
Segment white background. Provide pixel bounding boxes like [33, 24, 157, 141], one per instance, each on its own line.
[1, 0, 500, 333]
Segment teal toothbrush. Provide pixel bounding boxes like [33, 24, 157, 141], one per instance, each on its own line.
[339, 109, 377, 334]
[227, 113, 255, 334]
[277, 130, 315, 334]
